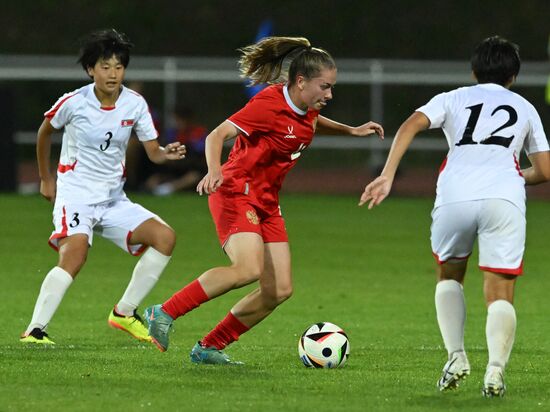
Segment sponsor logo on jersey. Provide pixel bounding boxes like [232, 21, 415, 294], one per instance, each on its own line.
[284, 125, 297, 139]
[246, 209, 260, 225]
[121, 119, 135, 127]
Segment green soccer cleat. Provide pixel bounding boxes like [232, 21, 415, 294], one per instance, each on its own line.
[108, 308, 152, 342]
[190, 342, 243, 365]
[143, 304, 173, 352]
[20, 328, 56, 345]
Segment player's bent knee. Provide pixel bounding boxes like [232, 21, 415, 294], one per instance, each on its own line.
[262, 286, 293, 310]
[151, 225, 177, 254]
[233, 267, 262, 287]
[58, 258, 86, 278]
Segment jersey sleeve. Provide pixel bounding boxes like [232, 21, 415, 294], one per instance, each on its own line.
[523, 104, 550, 155]
[416, 92, 448, 129]
[227, 93, 274, 136]
[44, 92, 79, 129]
[133, 98, 159, 142]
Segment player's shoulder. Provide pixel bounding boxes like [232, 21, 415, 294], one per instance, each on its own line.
[250, 83, 284, 103]
[122, 85, 146, 100]
[505, 88, 537, 112]
[57, 85, 88, 105]
[118, 85, 148, 107]
[46, 85, 88, 118]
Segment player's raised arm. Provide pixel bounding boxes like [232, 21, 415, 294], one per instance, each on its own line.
[316, 115, 384, 139]
[36, 118, 58, 202]
[359, 111, 429, 208]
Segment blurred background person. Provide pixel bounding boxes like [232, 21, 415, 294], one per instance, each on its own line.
[124, 81, 162, 192]
[144, 106, 208, 195]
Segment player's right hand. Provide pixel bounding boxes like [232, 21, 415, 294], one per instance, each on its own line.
[358, 175, 392, 209]
[40, 177, 56, 203]
[196, 169, 224, 195]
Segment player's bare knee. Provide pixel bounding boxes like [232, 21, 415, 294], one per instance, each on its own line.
[262, 286, 293, 310]
[58, 258, 86, 278]
[232, 262, 263, 287]
[151, 225, 176, 255]
[438, 262, 467, 283]
[277, 285, 293, 303]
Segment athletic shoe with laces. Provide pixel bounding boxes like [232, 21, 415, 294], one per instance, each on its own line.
[437, 351, 471, 391]
[190, 342, 243, 365]
[20, 328, 56, 344]
[143, 304, 173, 352]
[108, 307, 152, 342]
[482, 365, 506, 398]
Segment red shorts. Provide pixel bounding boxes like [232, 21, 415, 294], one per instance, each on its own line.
[208, 190, 288, 247]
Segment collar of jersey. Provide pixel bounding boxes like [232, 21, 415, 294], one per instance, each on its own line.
[88, 83, 123, 110]
[476, 83, 507, 91]
[283, 84, 307, 116]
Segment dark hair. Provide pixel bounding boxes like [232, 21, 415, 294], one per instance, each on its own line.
[471, 35, 520, 86]
[77, 29, 133, 73]
[237, 36, 336, 86]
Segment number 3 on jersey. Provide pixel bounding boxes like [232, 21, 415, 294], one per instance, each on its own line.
[100, 131, 113, 151]
[456, 103, 518, 148]
[291, 143, 308, 160]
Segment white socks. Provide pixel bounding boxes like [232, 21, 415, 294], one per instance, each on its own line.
[436, 279, 516, 370]
[116, 247, 171, 316]
[435, 279, 466, 357]
[486, 299, 516, 369]
[26, 266, 73, 333]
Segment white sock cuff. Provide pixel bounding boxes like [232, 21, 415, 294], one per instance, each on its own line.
[142, 247, 171, 265]
[436, 279, 463, 294]
[488, 300, 515, 317]
[49, 266, 74, 286]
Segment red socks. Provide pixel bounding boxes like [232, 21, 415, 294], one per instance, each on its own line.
[161, 279, 209, 319]
[161, 280, 250, 350]
[201, 312, 250, 350]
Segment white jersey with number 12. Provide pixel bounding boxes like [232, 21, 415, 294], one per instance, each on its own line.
[417, 83, 549, 212]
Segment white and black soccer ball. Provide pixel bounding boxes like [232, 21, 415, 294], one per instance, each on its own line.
[298, 322, 350, 368]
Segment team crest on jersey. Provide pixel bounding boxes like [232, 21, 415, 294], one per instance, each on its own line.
[121, 119, 135, 127]
[284, 125, 297, 139]
[246, 209, 259, 225]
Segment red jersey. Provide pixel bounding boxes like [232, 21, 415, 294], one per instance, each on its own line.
[224, 83, 319, 211]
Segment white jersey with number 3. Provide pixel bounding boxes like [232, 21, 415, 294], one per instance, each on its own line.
[417, 83, 549, 213]
[45, 83, 158, 205]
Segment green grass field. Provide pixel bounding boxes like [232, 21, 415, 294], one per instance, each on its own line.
[1, 193, 549, 411]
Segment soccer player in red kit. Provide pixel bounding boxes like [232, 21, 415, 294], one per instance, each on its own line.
[145, 36, 383, 364]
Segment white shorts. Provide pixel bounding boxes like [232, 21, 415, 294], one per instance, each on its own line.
[49, 198, 158, 256]
[430, 199, 525, 275]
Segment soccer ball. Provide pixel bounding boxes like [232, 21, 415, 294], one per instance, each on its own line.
[298, 322, 350, 368]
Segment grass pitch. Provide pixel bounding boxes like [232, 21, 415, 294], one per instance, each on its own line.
[1, 193, 549, 411]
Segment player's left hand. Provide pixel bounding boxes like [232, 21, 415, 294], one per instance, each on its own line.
[352, 121, 384, 139]
[358, 175, 392, 209]
[165, 142, 186, 160]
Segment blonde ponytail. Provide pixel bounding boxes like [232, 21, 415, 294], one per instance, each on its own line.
[238, 36, 315, 86]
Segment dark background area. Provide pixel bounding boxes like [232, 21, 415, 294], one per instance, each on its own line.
[3, 0, 549, 59]
[2, 0, 550, 194]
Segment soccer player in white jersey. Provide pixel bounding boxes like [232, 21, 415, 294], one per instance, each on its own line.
[20, 29, 186, 345]
[359, 36, 550, 397]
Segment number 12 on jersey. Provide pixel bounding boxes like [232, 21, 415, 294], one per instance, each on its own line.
[456, 103, 518, 148]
